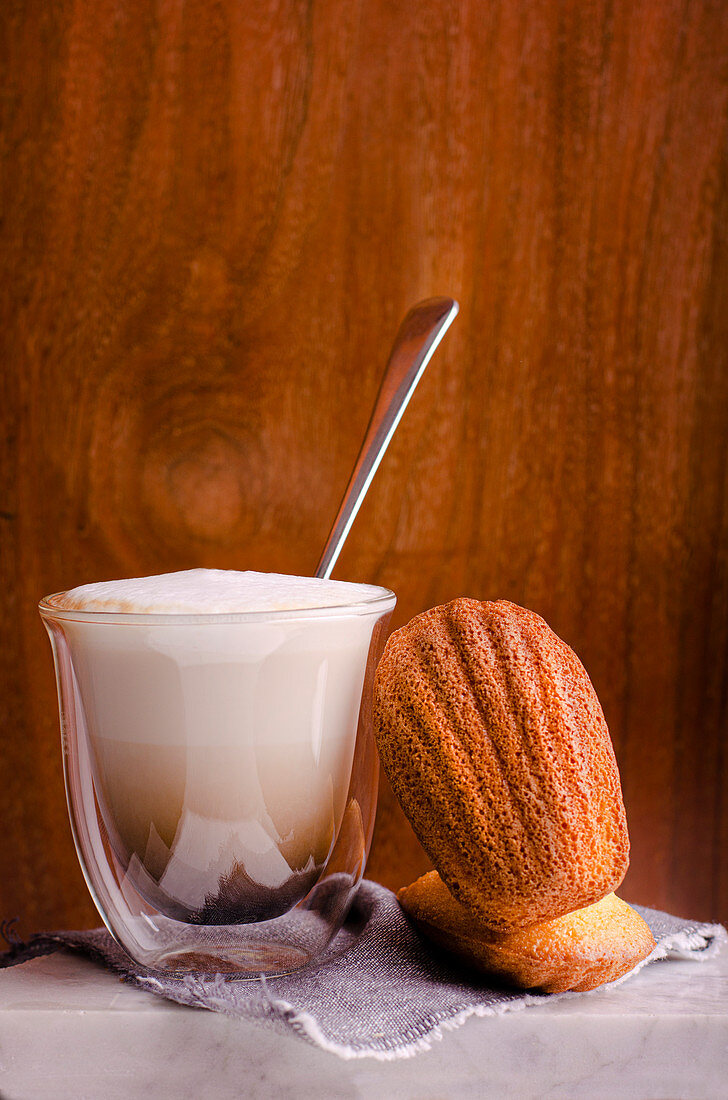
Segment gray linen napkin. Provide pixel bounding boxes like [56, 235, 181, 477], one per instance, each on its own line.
[2, 880, 725, 1060]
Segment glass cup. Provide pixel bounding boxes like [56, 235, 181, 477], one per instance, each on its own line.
[39, 586, 395, 977]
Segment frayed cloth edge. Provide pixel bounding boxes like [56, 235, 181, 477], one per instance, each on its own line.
[272, 991, 553, 1061]
[658, 922, 726, 960]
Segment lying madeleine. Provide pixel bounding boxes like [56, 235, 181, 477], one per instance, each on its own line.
[398, 871, 656, 993]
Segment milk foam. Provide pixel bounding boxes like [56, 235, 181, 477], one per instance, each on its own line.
[49, 569, 384, 614]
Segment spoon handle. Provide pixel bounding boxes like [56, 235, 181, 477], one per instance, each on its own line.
[315, 296, 459, 580]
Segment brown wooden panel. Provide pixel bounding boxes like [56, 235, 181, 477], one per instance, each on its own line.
[2, 0, 727, 936]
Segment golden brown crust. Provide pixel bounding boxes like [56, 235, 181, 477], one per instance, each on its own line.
[399, 871, 656, 993]
[374, 598, 630, 931]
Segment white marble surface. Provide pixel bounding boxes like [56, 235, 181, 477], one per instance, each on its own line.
[0, 946, 726, 1099]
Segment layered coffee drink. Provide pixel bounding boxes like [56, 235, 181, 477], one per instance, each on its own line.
[42, 570, 395, 948]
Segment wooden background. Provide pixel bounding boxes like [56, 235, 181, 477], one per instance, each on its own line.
[2, 0, 727, 935]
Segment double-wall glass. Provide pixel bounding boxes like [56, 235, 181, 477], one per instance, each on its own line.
[40, 589, 395, 977]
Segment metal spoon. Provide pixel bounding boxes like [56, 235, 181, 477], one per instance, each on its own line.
[315, 296, 459, 580]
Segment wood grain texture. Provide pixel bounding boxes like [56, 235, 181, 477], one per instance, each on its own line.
[2, 0, 727, 934]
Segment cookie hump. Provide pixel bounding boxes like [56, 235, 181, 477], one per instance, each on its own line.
[398, 872, 655, 993]
[374, 598, 630, 931]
